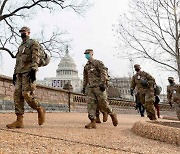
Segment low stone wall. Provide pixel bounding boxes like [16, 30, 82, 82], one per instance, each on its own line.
[131, 121, 180, 146]
[0, 75, 69, 112]
[0, 74, 173, 113]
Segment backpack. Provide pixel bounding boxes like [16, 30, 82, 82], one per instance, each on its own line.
[154, 85, 162, 95]
[38, 44, 50, 67]
[28, 39, 50, 67]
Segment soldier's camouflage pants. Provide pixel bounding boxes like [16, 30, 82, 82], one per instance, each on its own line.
[138, 92, 156, 120]
[14, 73, 40, 115]
[86, 87, 113, 120]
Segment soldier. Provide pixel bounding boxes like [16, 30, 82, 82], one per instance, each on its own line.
[82, 76, 108, 124]
[95, 109, 108, 123]
[154, 95, 160, 118]
[95, 67, 109, 123]
[167, 77, 180, 120]
[134, 93, 145, 117]
[6, 26, 46, 129]
[82, 49, 118, 129]
[130, 64, 157, 120]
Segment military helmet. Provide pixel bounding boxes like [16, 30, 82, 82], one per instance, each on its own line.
[168, 77, 174, 81]
[134, 64, 140, 68]
[19, 26, 30, 32]
[84, 49, 93, 54]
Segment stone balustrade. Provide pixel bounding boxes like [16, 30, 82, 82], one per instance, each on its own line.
[0, 74, 173, 112]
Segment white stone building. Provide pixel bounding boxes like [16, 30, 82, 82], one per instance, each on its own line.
[37, 48, 82, 93]
[108, 77, 132, 100]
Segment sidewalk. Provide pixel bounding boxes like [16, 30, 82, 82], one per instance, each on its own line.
[0, 113, 179, 154]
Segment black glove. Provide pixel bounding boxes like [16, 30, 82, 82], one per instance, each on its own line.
[130, 89, 134, 96]
[99, 84, 106, 92]
[13, 74, 16, 85]
[27, 69, 36, 83]
[169, 102, 173, 108]
[140, 79, 148, 87]
[82, 87, 86, 94]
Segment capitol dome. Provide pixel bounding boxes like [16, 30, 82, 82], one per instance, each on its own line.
[56, 47, 78, 78]
[37, 46, 82, 93]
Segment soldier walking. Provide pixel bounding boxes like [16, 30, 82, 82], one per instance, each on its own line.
[130, 64, 157, 120]
[95, 109, 108, 123]
[6, 26, 46, 129]
[82, 49, 118, 129]
[134, 93, 145, 117]
[167, 77, 180, 120]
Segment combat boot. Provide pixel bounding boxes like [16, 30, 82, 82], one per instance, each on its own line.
[102, 112, 108, 122]
[85, 120, 96, 129]
[110, 113, 118, 126]
[37, 107, 46, 125]
[6, 114, 24, 129]
[96, 115, 101, 123]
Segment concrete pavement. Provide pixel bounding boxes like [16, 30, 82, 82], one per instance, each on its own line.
[0, 112, 179, 154]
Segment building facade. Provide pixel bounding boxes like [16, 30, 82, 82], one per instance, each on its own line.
[108, 77, 132, 100]
[37, 48, 82, 93]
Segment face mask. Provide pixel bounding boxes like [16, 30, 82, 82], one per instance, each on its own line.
[135, 68, 140, 72]
[21, 33, 27, 39]
[168, 80, 174, 84]
[85, 54, 91, 60]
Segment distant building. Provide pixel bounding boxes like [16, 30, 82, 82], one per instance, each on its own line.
[108, 77, 132, 100]
[159, 94, 167, 103]
[108, 77, 167, 102]
[37, 47, 82, 93]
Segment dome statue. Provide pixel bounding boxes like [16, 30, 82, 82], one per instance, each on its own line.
[37, 46, 82, 93]
[56, 46, 78, 78]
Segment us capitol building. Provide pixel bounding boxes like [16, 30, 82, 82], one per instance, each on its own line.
[37, 48, 82, 93]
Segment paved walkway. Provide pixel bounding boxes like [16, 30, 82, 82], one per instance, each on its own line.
[0, 112, 179, 154]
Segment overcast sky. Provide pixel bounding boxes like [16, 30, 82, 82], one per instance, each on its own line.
[0, 0, 177, 93]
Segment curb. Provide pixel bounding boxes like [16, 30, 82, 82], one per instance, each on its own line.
[162, 116, 179, 121]
[131, 121, 180, 146]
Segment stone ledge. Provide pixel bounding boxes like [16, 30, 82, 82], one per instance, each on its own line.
[162, 116, 179, 121]
[131, 121, 180, 146]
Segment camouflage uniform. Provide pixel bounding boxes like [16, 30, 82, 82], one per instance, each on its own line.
[131, 71, 156, 120]
[95, 67, 109, 122]
[13, 36, 41, 114]
[83, 59, 113, 120]
[167, 82, 180, 120]
[6, 27, 45, 129]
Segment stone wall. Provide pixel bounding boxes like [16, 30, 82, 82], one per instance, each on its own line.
[0, 75, 69, 112]
[0, 75, 173, 113]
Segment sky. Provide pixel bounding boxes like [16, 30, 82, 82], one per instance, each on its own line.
[0, 0, 177, 93]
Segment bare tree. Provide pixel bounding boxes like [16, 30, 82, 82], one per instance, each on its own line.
[113, 0, 180, 81]
[0, 0, 90, 58]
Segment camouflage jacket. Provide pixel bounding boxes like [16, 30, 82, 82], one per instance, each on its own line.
[131, 71, 155, 94]
[14, 37, 40, 74]
[167, 83, 180, 103]
[83, 59, 108, 88]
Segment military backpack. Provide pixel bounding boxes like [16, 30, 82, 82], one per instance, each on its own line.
[154, 85, 162, 95]
[28, 39, 50, 67]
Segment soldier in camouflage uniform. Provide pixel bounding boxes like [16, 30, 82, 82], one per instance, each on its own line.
[95, 67, 109, 123]
[167, 77, 180, 120]
[95, 109, 108, 123]
[6, 26, 46, 129]
[82, 49, 118, 129]
[130, 64, 157, 120]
